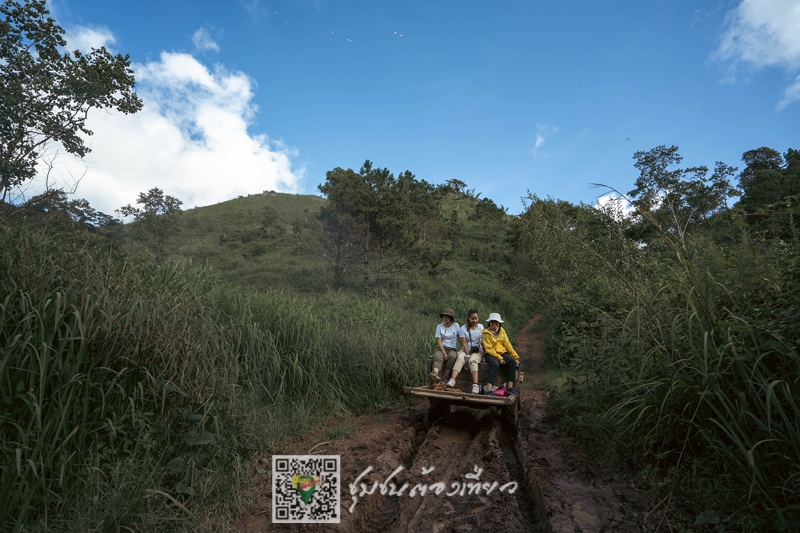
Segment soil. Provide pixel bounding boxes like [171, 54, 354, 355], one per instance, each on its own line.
[234, 317, 661, 532]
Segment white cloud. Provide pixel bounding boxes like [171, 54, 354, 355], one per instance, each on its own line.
[778, 75, 800, 109]
[192, 27, 220, 53]
[64, 25, 116, 52]
[715, 0, 800, 106]
[240, 0, 266, 21]
[595, 193, 635, 221]
[528, 124, 558, 156]
[30, 48, 303, 215]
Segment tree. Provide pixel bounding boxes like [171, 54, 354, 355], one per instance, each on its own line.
[318, 164, 378, 291]
[739, 147, 783, 190]
[475, 197, 506, 240]
[626, 145, 738, 241]
[443, 178, 468, 195]
[739, 147, 800, 239]
[117, 188, 183, 244]
[311, 205, 358, 290]
[319, 161, 429, 291]
[0, 0, 142, 201]
[399, 173, 439, 244]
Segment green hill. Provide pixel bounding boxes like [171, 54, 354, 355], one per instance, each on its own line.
[128, 188, 533, 330]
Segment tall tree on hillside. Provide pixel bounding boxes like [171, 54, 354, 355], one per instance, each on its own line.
[399, 172, 439, 244]
[626, 145, 738, 241]
[475, 197, 506, 240]
[117, 188, 183, 245]
[319, 162, 382, 291]
[739, 147, 784, 190]
[375, 170, 432, 284]
[0, 0, 142, 202]
[320, 162, 435, 290]
[443, 178, 468, 195]
[312, 205, 358, 290]
[739, 147, 800, 239]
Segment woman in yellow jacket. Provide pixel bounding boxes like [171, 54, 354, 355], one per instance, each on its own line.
[481, 313, 520, 396]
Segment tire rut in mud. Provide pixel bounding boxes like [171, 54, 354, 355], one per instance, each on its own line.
[353, 405, 549, 533]
[355, 415, 429, 532]
[497, 426, 550, 533]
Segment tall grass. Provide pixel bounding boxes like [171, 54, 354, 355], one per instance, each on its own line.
[540, 209, 799, 530]
[0, 222, 430, 532]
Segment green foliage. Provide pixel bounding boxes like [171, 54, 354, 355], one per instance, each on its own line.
[739, 147, 784, 190]
[0, 0, 141, 201]
[0, 221, 432, 531]
[117, 188, 183, 247]
[318, 161, 435, 291]
[506, 144, 800, 529]
[624, 145, 740, 243]
[1, 188, 117, 230]
[738, 148, 800, 239]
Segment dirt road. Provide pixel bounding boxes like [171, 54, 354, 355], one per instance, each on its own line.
[235, 317, 657, 532]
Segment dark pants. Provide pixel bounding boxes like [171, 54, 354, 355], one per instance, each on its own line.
[485, 353, 516, 385]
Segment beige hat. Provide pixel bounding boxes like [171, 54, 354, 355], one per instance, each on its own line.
[486, 312, 504, 323]
[439, 308, 456, 320]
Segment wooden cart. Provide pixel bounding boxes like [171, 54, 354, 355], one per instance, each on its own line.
[403, 357, 522, 433]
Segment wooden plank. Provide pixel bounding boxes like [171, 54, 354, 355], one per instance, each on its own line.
[403, 386, 517, 406]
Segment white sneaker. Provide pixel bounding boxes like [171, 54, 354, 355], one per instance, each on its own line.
[471, 384, 480, 394]
[446, 378, 456, 388]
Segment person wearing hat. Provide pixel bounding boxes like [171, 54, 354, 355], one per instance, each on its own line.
[481, 312, 520, 396]
[430, 308, 464, 385]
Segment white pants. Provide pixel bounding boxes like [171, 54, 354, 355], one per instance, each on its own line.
[468, 351, 484, 373]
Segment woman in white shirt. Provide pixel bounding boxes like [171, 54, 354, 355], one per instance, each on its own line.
[460, 309, 485, 394]
[430, 308, 463, 385]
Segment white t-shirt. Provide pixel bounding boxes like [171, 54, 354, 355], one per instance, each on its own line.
[459, 324, 484, 353]
[435, 322, 461, 349]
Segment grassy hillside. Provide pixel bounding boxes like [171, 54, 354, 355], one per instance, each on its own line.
[169, 192, 326, 292]
[124, 189, 533, 333]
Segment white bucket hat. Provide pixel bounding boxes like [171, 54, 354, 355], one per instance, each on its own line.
[486, 312, 504, 324]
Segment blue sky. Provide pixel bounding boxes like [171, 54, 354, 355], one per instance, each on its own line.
[35, 0, 800, 215]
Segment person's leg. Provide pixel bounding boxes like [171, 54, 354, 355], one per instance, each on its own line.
[468, 353, 481, 379]
[485, 356, 499, 391]
[502, 353, 517, 387]
[444, 349, 461, 386]
[443, 349, 457, 377]
[451, 350, 467, 379]
[431, 349, 443, 379]
[468, 352, 483, 393]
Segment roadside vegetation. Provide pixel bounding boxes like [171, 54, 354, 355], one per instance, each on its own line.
[1, 167, 528, 532]
[4, 145, 798, 531]
[2, 4, 797, 529]
[517, 146, 799, 532]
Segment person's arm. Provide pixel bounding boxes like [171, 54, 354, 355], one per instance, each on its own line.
[437, 337, 448, 359]
[482, 329, 503, 361]
[459, 327, 469, 353]
[501, 330, 520, 364]
[435, 325, 449, 359]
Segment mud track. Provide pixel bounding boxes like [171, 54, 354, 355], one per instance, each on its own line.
[235, 317, 657, 532]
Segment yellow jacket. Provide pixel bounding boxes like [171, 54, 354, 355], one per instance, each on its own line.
[482, 327, 519, 361]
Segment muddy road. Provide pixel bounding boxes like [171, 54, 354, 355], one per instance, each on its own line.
[235, 318, 658, 532]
